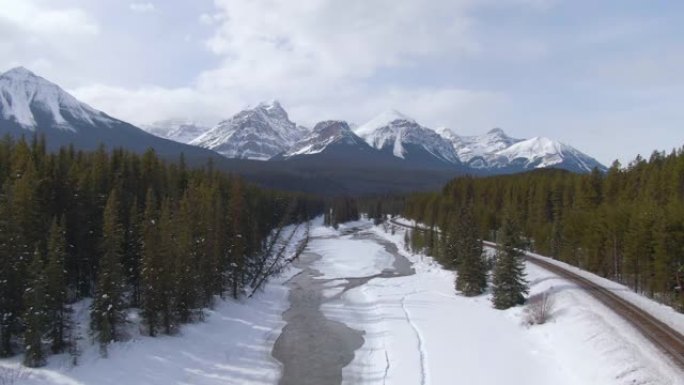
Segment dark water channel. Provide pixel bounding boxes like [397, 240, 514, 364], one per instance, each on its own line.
[272, 228, 414, 385]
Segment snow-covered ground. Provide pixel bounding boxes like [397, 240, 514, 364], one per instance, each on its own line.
[4, 218, 683, 385]
[521, 247, 684, 337]
[318, 221, 683, 385]
[3, 223, 311, 385]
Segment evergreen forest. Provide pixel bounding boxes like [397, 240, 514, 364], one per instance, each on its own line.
[403, 150, 684, 312]
[0, 136, 321, 366]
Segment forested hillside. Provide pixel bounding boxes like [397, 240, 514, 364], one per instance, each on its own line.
[404, 150, 684, 312]
[0, 135, 321, 366]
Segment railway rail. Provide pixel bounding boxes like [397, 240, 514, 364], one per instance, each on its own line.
[390, 218, 684, 371]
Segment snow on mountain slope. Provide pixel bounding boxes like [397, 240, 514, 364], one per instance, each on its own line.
[496, 136, 605, 172]
[437, 127, 521, 168]
[0, 67, 117, 132]
[142, 119, 210, 143]
[282, 120, 366, 157]
[354, 110, 460, 164]
[0, 67, 226, 161]
[191, 101, 308, 160]
[437, 127, 605, 173]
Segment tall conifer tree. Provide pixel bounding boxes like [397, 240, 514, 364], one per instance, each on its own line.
[44, 217, 68, 353]
[91, 189, 126, 356]
[455, 205, 488, 296]
[23, 249, 47, 367]
[491, 215, 528, 309]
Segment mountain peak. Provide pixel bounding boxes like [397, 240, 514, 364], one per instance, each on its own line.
[2, 66, 38, 79]
[257, 99, 283, 110]
[282, 120, 365, 158]
[0, 66, 113, 131]
[376, 109, 415, 124]
[192, 101, 308, 160]
[312, 120, 351, 135]
[355, 109, 416, 138]
[487, 127, 506, 136]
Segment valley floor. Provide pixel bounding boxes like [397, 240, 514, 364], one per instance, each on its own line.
[5, 218, 684, 385]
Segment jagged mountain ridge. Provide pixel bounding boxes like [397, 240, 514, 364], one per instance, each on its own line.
[0, 67, 460, 195]
[190, 101, 309, 160]
[437, 126, 605, 173]
[354, 110, 461, 167]
[190, 100, 604, 173]
[281, 120, 367, 158]
[0, 66, 606, 198]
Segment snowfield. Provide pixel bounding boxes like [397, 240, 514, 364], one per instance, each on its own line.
[4, 223, 311, 385]
[318, 220, 683, 385]
[4, 218, 683, 384]
[5, 273, 295, 385]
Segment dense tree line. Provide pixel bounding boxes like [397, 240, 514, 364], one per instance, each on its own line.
[404, 148, 684, 311]
[323, 197, 360, 228]
[0, 135, 321, 366]
[403, 204, 527, 308]
[358, 195, 405, 225]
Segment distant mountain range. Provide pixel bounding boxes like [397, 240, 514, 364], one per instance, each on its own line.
[145, 101, 605, 174]
[0, 67, 606, 195]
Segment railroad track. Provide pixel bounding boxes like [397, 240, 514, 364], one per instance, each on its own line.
[389, 218, 684, 371]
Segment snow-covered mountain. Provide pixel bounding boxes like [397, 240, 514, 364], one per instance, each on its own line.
[142, 119, 210, 143]
[495, 136, 605, 173]
[439, 127, 522, 164]
[190, 101, 309, 160]
[281, 120, 367, 158]
[0, 67, 121, 132]
[437, 127, 605, 173]
[354, 110, 460, 166]
[0, 67, 222, 162]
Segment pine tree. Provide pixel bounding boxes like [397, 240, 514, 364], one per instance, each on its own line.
[443, 217, 460, 269]
[228, 179, 247, 299]
[174, 194, 197, 323]
[91, 189, 126, 356]
[23, 248, 48, 367]
[491, 215, 528, 309]
[124, 200, 142, 307]
[157, 199, 176, 334]
[44, 217, 68, 354]
[0, 182, 22, 357]
[141, 189, 162, 336]
[455, 205, 488, 296]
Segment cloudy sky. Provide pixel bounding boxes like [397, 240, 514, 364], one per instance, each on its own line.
[1, 0, 682, 165]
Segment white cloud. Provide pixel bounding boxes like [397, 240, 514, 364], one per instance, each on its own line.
[0, 0, 100, 83]
[201, 0, 476, 89]
[129, 2, 156, 13]
[62, 0, 525, 133]
[71, 84, 229, 126]
[0, 0, 99, 36]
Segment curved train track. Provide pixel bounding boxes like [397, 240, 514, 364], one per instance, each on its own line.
[390, 218, 684, 371]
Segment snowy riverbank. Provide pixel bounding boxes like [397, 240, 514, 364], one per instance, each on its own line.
[6, 218, 683, 385]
